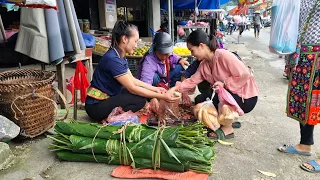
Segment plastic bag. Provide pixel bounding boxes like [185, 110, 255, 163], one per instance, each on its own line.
[0, 115, 20, 142]
[157, 99, 181, 123]
[193, 92, 220, 131]
[181, 92, 192, 107]
[82, 33, 96, 48]
[105, 107, 139, 124]
[109, 117, 140, 126]
[215, 86, 244, 116]
[157, 92, 182, 123]
[269, 0, 300, 55]
[217, 104, 239, 126]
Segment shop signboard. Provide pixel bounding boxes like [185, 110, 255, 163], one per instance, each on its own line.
[106, 0, 116, 13]
[106, 0, 115, 4]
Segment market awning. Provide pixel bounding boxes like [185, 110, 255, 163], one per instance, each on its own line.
[161, 0, 226, 10]
[228, 5, 249, 16]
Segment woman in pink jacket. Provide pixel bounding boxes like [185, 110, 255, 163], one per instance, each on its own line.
[173, 30, 259, 139]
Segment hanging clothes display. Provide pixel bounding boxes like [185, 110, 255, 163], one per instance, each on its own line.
[74, 61, 89, 103]
[269, 0, 300, 55]
[15, 7, 50, 63]
[14, 0, 85, 65]
[286, 0, 320, 125]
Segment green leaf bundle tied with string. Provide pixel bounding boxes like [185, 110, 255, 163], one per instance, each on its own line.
[48, 121, 215, 173]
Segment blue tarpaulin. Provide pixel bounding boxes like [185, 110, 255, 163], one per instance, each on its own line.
[160, 0, 231, 10]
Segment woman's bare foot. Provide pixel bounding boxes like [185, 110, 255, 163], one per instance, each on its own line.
[302, 159, 320, 172]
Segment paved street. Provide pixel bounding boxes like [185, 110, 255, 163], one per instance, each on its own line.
[1, 27, 320, 180]
[214, 28, 320, 180]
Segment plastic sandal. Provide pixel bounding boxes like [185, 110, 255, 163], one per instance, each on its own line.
[207, 128, 234, 140]
[277, 144, 312, 156]
[300, 160, 320, 173]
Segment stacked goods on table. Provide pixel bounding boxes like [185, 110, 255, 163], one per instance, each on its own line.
[93, 37, 111, 55]
[48, 121, 215, 174]
[126, 46, 150, 57]
[174, 42, 192, 56]
[126, 40, 152, 57]
[173, 47, 191, 56]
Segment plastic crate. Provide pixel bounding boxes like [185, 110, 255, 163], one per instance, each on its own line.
[127, 58, 141, 77]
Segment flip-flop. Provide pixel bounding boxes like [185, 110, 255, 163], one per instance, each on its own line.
[207, 128, 234, 140]
[277, 144, 312, 156]
[232, 122, 241, 129]
[300, 160, 320, 173]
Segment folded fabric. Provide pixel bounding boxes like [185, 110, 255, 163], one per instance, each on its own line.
[111, 166, 209, 180]
[15, 7, 50, 63]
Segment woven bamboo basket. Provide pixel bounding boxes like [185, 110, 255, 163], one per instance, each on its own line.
[0, 69, 68, 138]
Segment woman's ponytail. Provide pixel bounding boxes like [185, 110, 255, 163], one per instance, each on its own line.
[208, 34, 219, 52]
[187, 29, 219, 52]
[111, 20, 138, 48]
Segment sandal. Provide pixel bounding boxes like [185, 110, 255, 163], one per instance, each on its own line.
[277, 144, 312, 156]
[232, 122, 241, 129]
[207, 128, 234, 140]
[300, 160, 320, 173]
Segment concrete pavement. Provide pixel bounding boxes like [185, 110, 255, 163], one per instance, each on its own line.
[1, 28, 320, 180]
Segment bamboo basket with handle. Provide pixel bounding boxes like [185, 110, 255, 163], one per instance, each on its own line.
[0, 69, 68, 138]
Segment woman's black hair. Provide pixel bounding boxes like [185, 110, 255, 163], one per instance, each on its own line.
[111, 20, 138, 48]
[186, 29, 219, 52]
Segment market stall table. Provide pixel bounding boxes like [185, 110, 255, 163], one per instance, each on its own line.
[176, 25, 210, 41]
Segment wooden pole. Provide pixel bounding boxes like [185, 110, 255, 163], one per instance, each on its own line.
[0, 15, 7, 42]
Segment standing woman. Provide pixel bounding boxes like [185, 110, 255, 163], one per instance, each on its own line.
[278, 0, 320, 173]
[85, 21, 179, 121]
[172, 30, 259, 139]
[253, 12, 262, 38]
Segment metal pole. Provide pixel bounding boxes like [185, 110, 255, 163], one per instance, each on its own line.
[195, 0, 197, 22]
[171, 0, 174, 41]
[168, 0, 172, 37]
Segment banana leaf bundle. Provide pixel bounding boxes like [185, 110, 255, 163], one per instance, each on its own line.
[49, 122, 215, 174]
[54, 121, 213, 148]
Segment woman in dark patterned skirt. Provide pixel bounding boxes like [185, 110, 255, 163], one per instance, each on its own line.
[278, 0, 320, 173]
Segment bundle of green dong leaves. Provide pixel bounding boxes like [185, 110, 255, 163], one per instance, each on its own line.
[48, 121, 215, 174]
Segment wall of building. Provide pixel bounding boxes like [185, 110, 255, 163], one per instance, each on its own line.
[148, 0, 161, 36]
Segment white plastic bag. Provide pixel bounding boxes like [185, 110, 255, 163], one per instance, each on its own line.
[269, 0, 300, 55]
[193, 90, 220, 131]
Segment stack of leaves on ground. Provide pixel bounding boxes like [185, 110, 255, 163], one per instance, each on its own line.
[48, 121, 216, 174]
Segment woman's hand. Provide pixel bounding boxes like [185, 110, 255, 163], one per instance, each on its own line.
[154, 87, 167, 94]
[181, 93, 192, 107]
[179, 58, 190, 67]
[162, 87, 180, 103]
[150, 98, 160, 112]
[213, 81, 225, 88]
